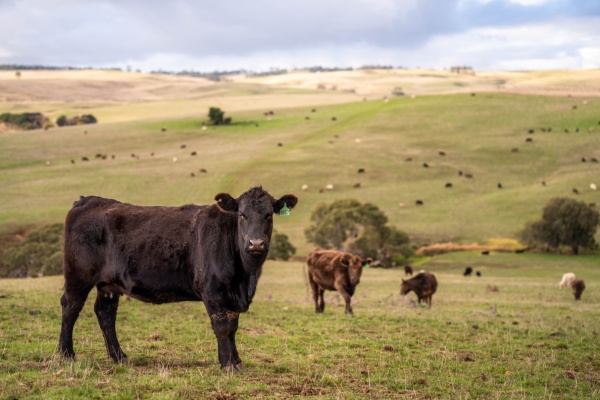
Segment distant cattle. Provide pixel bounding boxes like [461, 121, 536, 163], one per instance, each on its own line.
[301, 184, 309, 191]
[481, 251, 490, 255]
[423, 163, 429, 168]
[559, 272, 576, 289]
[415, 200, 424, 206]
[463, 267, 473, 276]
[445, 183, 453, 188]
[497, 182, 503, 189]
[572, 188, 579, 195]
[357, 168, 365, 174]
[58, 187, 298, 371]
[307, 249, 372, 315]
[400, 271, 438, 308]
[353, 183, 361, 189]
[526, 138, 533, 142]
[191, 151, 197, 156]
[81, 157, 89, 161]
[476, 271, 482, 277]
[438, 151, 446, 156]
[572, 280, 586, 300]
[404, 265, 413, 276]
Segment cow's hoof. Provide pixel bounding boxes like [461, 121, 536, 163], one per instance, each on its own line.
[222, 362, 244, 372]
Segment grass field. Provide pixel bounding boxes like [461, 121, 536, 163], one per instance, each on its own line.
[1, 69, 599, 398]
[1, 252, 599, 399]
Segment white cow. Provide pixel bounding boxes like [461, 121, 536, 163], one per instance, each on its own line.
[559, 272, 576, 289]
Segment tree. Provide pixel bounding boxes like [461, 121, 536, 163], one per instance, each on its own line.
[518, 197, 599, 254]
[267, 231, 296, 261]
[305, 199, 411, 263]
[3, 223, 64, 277]
[208, 107, 231, 125]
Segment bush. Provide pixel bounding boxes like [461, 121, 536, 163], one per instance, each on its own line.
[0, 112, 49, 130]
[2, 223, 64, 277]
[56, 114, 98, 126]
[267, 231, 296, 261]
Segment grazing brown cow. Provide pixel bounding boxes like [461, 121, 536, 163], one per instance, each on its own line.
[572, 279, 586, 300]
[307, 249, 372, 315]
[400, 271, 438, 308]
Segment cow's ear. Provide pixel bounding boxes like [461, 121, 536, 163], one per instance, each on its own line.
[215, 193, 238, 213]
[274, 194, 298, 213]
[341, 254, 351, 266]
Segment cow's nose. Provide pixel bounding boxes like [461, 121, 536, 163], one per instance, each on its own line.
[248, 239, 266, 252]
[350, 277, 359, 285]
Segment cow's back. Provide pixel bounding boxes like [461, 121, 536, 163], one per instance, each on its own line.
[63, 196, 208, 303]
[307, 249, 345, 291]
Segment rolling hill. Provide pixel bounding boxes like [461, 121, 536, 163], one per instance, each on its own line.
[1, 68, 599, 256]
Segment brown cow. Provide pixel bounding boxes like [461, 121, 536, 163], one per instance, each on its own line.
[307, 249, 372, 315]
[400, 271, 438, 308]
[572, 279, 586, 300]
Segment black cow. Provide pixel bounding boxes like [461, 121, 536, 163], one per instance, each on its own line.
[404, 265, 413, 276]
[58, 187, 298, 371]
[463, 267, 473, 276]
[400, 271, 438, 308]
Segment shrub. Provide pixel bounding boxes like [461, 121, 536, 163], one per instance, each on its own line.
[0, 112, 48, 130]
[55, 114, 98, 126]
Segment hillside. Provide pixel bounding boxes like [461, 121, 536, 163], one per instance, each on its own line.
[1, 69, 599, 256]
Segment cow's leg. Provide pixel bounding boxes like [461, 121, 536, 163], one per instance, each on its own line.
[308, 274, 322, 313]
[94, 285, 127, 362]
[59, 284, 93, 359]
[318, 288, 326, 313]
[334, 283, 353, 315]
[207, 307, 243, 371]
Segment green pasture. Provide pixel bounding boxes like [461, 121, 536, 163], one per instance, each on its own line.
[1, 253, 599, 399]
[1, 90, 599, 254]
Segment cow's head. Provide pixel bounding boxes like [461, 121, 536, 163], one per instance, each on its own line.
[215, 187, 298, 257]
[343, 255, 372, 286]
[400, 279, 411, 296]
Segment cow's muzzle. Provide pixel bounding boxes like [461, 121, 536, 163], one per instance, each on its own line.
[350, 277, 360, 286]
[247, 239, 267, 255]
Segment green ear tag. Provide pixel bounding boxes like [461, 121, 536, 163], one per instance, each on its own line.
[279, 202, 291, 217]
[365, 263, 370, 268]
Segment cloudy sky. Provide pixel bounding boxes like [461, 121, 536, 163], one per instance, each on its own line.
[0, 0, 599, 72]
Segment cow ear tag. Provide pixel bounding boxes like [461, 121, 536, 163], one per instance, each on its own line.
[365, 262, 370, 268]
[279, 202, 291, 217]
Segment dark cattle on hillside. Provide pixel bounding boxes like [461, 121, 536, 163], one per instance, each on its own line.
[572, 280, 586, 300]
[307, 249, 372, 315]
[404, 265, 413, 276]
[476, 271, 482, 277]
[464, 267, 473, 276]
[58, 187, 298, 372]
[400, 271, 438, 308]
